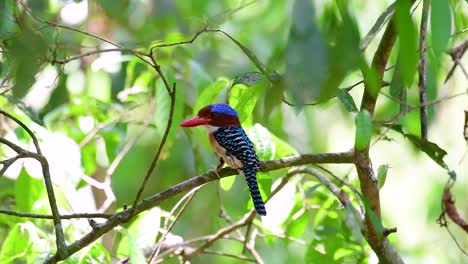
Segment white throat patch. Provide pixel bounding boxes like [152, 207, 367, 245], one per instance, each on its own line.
[204, 125, 220, 133]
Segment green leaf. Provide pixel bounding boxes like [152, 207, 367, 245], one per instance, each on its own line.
[233, 72, 264, 87]
[0, 0, 16, 34]
[286, 0, 361, 106]
[286, 210, 309, 237]
[305, 246, 336, 264]
[126, 230, 146, 264]
[389, 125, 449, 170]
[15, 168, 44, 212]
[154, 74, 184, 144]
[305, 183, 323, 197]
[220, 176, 235, 190]
[246, 124, 298, 159]
[257, 172, 272, 197]
[344, 205, 364, 243]
[377, 164, 389, 189]
[224, 35, 272, 80]
[285, 0, 328, 105]
[78, 242, 111, 264]
[431, 0, 452, 55]
[390, 60, 405, 98]
[0, 223, 33, 262]
[336, 89, 358, 112]
[117, 208, 161, 260]
[87, 69, 111, 102]
[247, 124, 275, 160]
[366, 203, 384, 237]
[395, 0, 418, 87]
[2, 94, 44, 125]
[360, 2, 396, 51]
[194, 78, 230, 114]
[354, 110, 373, 150]
[5, 27, 48, 98]
[229, 81, 267, 126]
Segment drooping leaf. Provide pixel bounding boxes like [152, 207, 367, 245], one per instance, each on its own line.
[256, 172, 272, 198]
[360, 2, 396, 51]
[194, 78, 230, 114]
[354, 110, 373, 150]
[390, 60, 404, 97]
[232, 72, 263, 87]
[79, 242, 111, 264]
[220, 176, 235, 190]
[87, 69, 111, 102]
[223, 34, 272, 79]
[247, 124, 275, 160]
[336, 89, 358, 112]
[431, 0, 452, 55]
[285, 0, 328, 105]
[117, 208, 161, 260]
[246, 124, 298, 159]
[5, 27, 48, 98]
[286, 0, 361, 107]
[2, 94, 44, 125]
[286, 210, 309, 237]
[15, 168, 44, 213]
[305, 183, 323, 197]
[154, 73, 184, 144]
[389, 125, 449, 170]
[344, 205, 364, 243]
[395, 0, 418, 87]
[0, 223, 33, 262]
[305, 246, 337, 264]
[229, 81, 267, 126]
[377, 164, 390, 189]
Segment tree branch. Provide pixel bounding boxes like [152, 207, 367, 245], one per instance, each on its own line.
[418, 0, 430, 140]
[43, 151, 353, 263]
[0, 110, 66, 255]
[355, 1, 412, 263]
[0, 210, 113, 219]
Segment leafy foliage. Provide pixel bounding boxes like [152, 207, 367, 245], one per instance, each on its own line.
[0, 0, 466, 263]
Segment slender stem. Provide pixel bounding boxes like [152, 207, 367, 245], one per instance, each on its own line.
[0, 111, 66, 254]
[418, 0, 430, 140]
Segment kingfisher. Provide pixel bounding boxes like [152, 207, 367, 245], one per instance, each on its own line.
[180, 103, 267, 216]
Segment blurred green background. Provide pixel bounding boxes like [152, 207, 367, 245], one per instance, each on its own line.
[0, 0, 467, 263]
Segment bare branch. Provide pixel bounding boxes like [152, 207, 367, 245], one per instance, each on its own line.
[418, 0, 430, 140]
[43, 152, 353, 262]
[0, 110, 66, 254]
[0, 209, 113, 219]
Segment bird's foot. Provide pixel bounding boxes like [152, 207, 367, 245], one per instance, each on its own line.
[209, 167, 222, 179]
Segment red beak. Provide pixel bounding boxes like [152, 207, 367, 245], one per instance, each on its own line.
[180, 116, 211, 127]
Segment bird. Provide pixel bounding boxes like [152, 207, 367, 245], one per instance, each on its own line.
[180, 103, 267, 216]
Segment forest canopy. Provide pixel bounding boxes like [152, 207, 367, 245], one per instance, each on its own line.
[0, 0, 467, 263]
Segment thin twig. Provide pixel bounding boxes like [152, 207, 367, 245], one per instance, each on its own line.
[418, 0, 430, 140]
[202, 250, 256, 263]
[312, 164, 365, 214]
[148, 186, 203, 263]
[18, 1, 151, 65]
[444, 40, 468, 83]
[0, 110, 66, 253]
[130, 84, 176, 211]
[245, 229, 265, 264]
[0, 209, 113, 219]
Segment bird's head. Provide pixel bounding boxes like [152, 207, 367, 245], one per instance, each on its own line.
[180, 104, 240, 128]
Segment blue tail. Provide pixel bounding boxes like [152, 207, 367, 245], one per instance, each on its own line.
[242, 167, 267, 216]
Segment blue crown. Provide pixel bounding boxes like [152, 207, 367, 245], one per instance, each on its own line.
[210, 104, 238, 117]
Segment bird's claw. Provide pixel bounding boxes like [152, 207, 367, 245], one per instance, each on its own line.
[209, 167, 221, 179]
